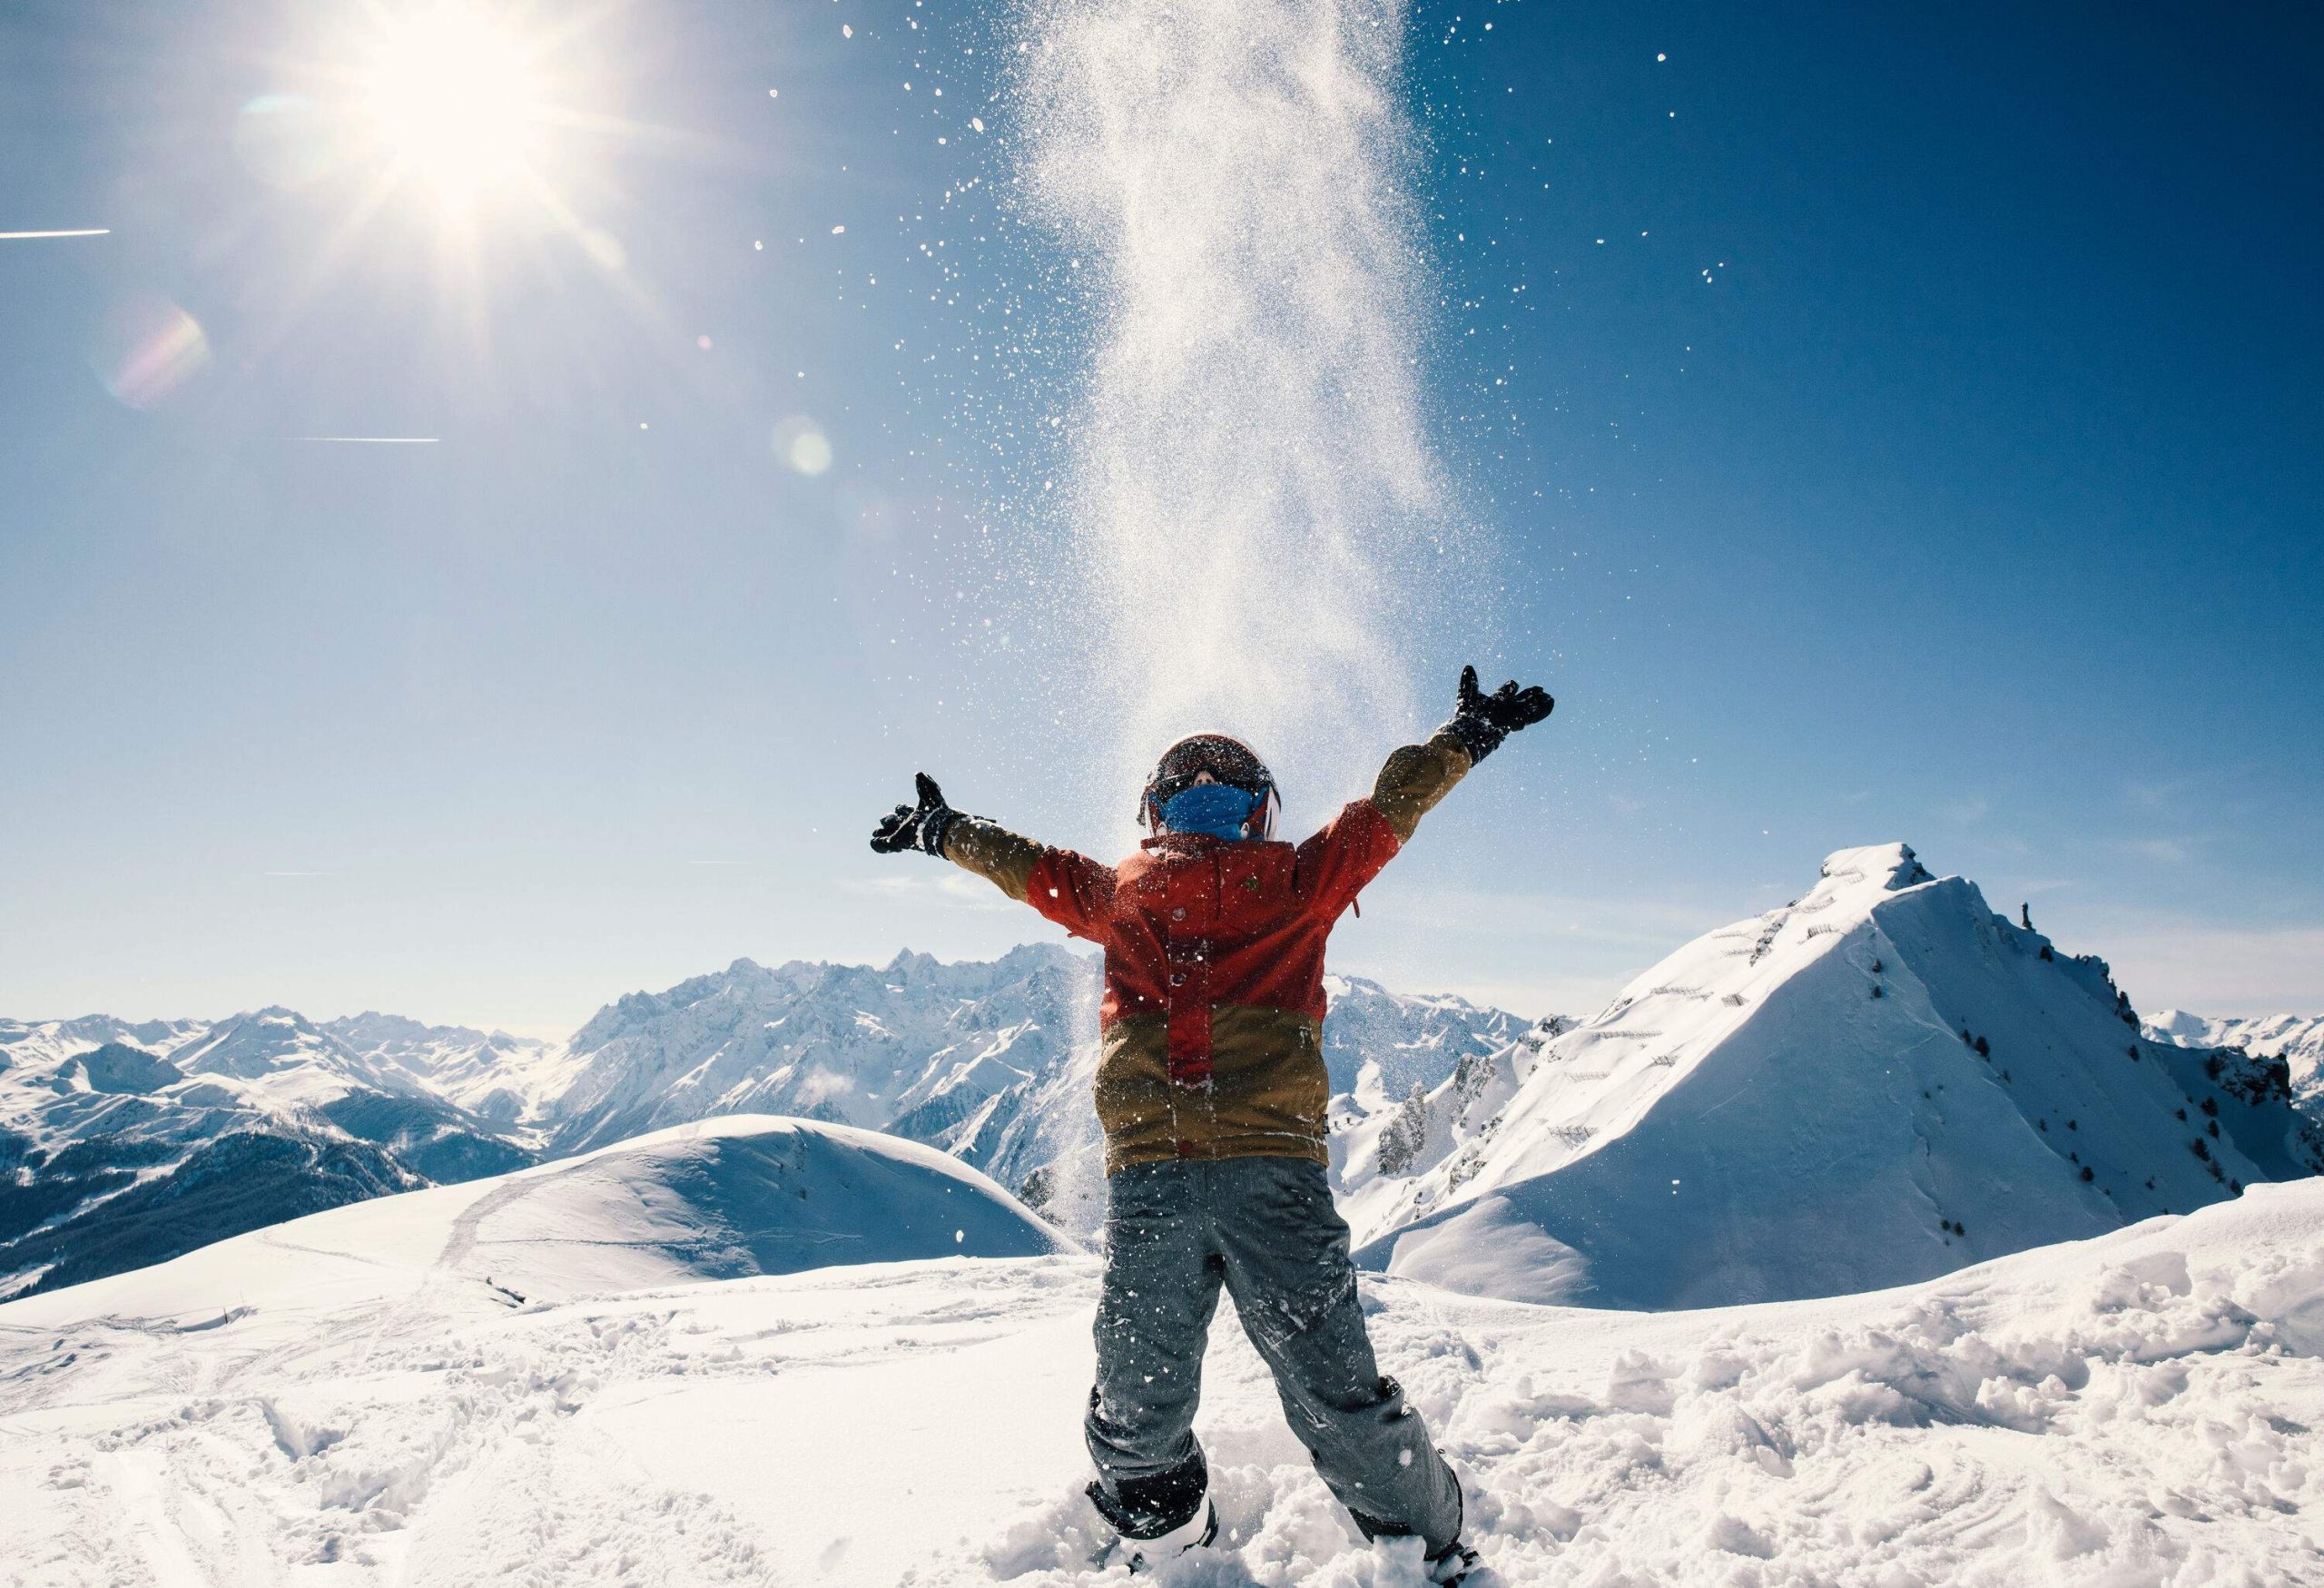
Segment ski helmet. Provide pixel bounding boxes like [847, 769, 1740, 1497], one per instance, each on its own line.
[1140, 733, 1281, 840]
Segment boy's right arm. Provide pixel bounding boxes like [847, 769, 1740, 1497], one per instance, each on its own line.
[870, 774, 1115, 940]
[942, 815, 1116, 939]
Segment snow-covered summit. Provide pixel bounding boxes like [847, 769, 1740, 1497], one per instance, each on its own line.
[1347, 843, 2323, 1309]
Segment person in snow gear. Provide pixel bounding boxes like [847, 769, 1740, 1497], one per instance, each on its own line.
[871, 666, 1553, 1579]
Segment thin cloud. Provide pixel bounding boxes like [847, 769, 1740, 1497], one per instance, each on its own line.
[839, 871, 1017, 911]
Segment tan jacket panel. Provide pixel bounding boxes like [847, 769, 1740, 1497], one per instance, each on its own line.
[1371, 732, 1474, 842]
[1096, 1006, 1331, 1173]
[941, 814, 1045, 902]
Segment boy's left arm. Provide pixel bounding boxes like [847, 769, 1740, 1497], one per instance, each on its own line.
[1300, 666, 1554, 909]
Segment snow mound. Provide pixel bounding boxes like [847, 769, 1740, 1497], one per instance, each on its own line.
[1349, 843, 2323, 1308]
[0, 1115, 1069, 1326]
[4, 1160, 2319, 1584]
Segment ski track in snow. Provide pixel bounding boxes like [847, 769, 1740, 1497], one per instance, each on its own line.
[5, 1183, 2322, 1587]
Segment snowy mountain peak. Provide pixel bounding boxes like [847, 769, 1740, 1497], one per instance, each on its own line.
[1344, 842, 2323, 1309]
[1820, 839, 1938, 895]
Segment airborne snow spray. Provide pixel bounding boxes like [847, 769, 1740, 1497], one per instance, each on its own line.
[1015, 0, 1468, 847]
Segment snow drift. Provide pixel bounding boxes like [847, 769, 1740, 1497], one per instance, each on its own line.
[1347, 843, 2323, 1309]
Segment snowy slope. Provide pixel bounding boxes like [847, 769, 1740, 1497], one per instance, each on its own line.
[2149, 1010, 2324, 1123]
[3, 1156, 2318, 1585]
[1348, 843, 2323, 1309]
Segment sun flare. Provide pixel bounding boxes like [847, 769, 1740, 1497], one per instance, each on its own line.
[354, 4, 551, 208]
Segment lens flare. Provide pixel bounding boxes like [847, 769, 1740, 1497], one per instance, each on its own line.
[93, 294, 210, 409]
[233, 94, 341, 189]
[775, 417, 833, 477]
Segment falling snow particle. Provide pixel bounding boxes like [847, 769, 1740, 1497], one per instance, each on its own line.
[832, 225, 845, 234]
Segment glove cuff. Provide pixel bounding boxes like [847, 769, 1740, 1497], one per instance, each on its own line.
[918, 805, 958, 857]
[1439, 712, 1507, 765]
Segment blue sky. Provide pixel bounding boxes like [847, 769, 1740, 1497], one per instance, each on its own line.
[2, 0, 2318, 1035]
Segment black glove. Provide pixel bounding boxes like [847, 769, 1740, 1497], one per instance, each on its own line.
[870, 773, 957, 856]
[1440, 665, 1554, 764]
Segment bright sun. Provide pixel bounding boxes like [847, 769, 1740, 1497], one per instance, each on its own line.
[355, 4, 550, 207]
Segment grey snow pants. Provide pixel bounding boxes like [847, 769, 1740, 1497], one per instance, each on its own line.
[1084, 1155, 1462, 1551]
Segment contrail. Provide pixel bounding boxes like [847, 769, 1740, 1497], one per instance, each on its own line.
[0, 229, 110, 239]
[290, 436, 441, 444]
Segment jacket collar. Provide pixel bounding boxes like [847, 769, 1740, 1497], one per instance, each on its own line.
[1138, 832, 1287, 857]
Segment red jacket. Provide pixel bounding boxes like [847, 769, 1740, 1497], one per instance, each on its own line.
[944, 734, 1472, 1169]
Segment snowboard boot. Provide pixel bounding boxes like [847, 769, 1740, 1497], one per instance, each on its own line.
[1427, 1541, 1482, 1585]
[1086, 1479, 1218, 1573]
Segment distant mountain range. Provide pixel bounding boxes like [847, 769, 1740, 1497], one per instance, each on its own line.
[0, 954, 1517, 1297]
[2145, 1009, 2324, 1118]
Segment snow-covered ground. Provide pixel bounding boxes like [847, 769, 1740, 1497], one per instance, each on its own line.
[4, 1118, 2319, 1587]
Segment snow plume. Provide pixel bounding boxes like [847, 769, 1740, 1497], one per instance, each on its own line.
[1017, 0, 1458, 828]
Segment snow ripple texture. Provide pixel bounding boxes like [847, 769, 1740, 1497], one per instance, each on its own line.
[1017, 0, 1462, 822]
[4, 1164, 2320, 1584]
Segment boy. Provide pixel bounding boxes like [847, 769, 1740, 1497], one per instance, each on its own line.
[871, 666, 1552, 1579]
